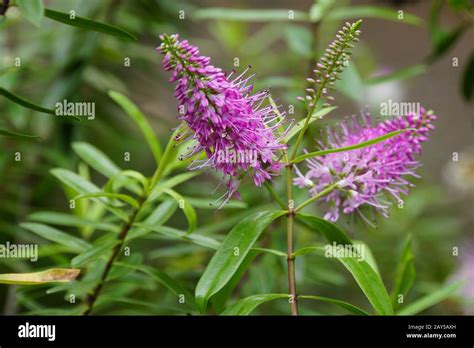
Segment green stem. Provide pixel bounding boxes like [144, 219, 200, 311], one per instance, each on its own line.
[82, 195, 146, 315]
[263, 181, 286, 210]
[290, 34, 352, 161]
[83, 128, 181, 315]
[149, 126, 181, 189]
[294, 183, 339, 213]
[285, 162, 298, 315]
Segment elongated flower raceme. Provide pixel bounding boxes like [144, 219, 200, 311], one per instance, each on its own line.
[294, 108, 436, 223]
[157, 34, 285, 204]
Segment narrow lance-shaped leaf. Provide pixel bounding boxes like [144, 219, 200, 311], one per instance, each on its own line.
[161, 188, 197, 233]
[104, 170, 146, 196]
[20, 222, 91, 253]
[284, 106, 337, 143]
[44, 9, 136, 41]
[397, 281, 463, 315]
[221, 294, 289, 315]
[115, 262, 196, 310]
[0, 87, 56, 115]
[391, 234, 416, 309]
[74, 192, 140, 209]
[327, 6, 423, 26]
[50, 168, 128, 221]
[295, 214, 393, 315]
[0, 269, 80, 285]
[292, 128, 414, 163]
[131, 224, 220, 250]
[195, 210, 286, 313]
[211, 248, 286, 313]
[193, 8, 309, 22]
[0, 128, 42, 139]
[71, 238, 120, 268]
[72, 142, 120, 178]
[27, 211, 118, 233]
[148, 171, 201, 202]
[295, 244, 393, 315]
[364, 64, 427, 86]
[109, 91, 162, 164]
[297, 214, 352, 245]
[16, 0, 44, 27]
[298, 295, 370, 316]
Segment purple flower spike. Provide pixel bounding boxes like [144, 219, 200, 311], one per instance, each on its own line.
[294, 108, 436, 223]
[157, 34, 285, 205]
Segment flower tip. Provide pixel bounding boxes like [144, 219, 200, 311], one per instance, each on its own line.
[353, 19, 363, 30]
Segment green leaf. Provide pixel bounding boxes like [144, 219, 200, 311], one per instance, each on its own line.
[131, 224, 220, 249]
[391, 235, 416, 309]
[252, 247, 287, 258]
[28, 211, 118, 233]
[298, 295, 370, 315]
[292, 128, 413, 163]
[183, 197, 247, 209]
[365, 64, 427, 85]
[294, 243, 379, 276]
[309, 0, 335, 23]
[284, 106, 337, 143]
[211, 247, 287, 313]
[144, 199, 178, 225]
[74, 192, 140, 209]
[109, 91, 161, 164]
[0, 268, 80, 285]
[327, 6, 423, 26]
[331, 254, 393, 315]
[353, 240, 381, 277]
[193, 8, 309, 22]
[427, 25, 467, 63]
[104, 170, 146, 196]
[161, 189, 197, 233]
[296, 214, 352, 245]
[44, 9, 136, 41]
[221, 294, 289, 315]
[397, 281, 463, 315]
[50, 168, 101, 197]
[336, 63, 363, 102]
[0, 87, 56, 115]
[210, 250, 258, 313]
[195, 210, 286, 312]
[115, 262, 195, 310]
[148, 172, 201, 201]
[71, 238, 119, 268]
[72, 142, 120, 178]
[462, 52, 474, 101]
[19, 222, 91, 253]
[285, 25, 312, 57]
[297, 245, 393, 315]
[0, 128, 42, 139]
[295, 215, 393, 315]
[16, 0, 44, 27]
[50, 168, 128, 221]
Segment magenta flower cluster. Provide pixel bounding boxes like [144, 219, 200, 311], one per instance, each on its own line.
[294, 109, 436, 222]
[157, 34, 284, 202]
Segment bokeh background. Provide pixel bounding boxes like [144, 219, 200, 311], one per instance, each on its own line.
[0, 0, 473, 315]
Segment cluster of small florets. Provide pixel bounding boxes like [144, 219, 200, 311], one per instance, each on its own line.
[158, 34, 285, 204]
[294, 108, 436, 222]
[297, 20, 362, 109]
